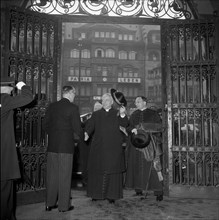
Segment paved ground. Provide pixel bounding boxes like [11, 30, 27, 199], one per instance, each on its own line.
[16, 188, 219, 220]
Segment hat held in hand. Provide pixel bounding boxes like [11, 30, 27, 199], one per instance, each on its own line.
[0, 76, 15, 86]
[131, 129, 151, 149]
[110, 88, 127, 107]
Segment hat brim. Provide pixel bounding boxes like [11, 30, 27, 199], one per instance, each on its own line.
[110, 88, 127, 107]
[131, 130, 151, 149]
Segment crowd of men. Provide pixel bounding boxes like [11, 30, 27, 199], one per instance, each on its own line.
[1, 80, 163, 219]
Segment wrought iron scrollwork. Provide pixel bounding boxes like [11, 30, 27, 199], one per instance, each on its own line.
[29, 0, 192, 19]
[169, 21, 219, 189]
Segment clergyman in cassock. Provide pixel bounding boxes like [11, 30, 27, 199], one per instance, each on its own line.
[84, 90, 128, 203]
[125, 96, 164, 201]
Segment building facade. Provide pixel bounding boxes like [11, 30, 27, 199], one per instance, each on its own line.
[61, 23, 162, 114]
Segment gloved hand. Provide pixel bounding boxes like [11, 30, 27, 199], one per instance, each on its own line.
[131, 128, 138, 135]
[84, 132, 89, 141]
[16, 81, 26, 90]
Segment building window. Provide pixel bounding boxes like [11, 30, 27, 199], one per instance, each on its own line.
[81, 67, 86, 76]
[82, 49, 90, 58]
[111, 32, 115, 38]
[95, 48, 104, 58]
[95, 32, 99, 38]
[86, 68, 91, 76]
[148, 70, 154, 79]
[70, 67, 90, 77]
[70, 66, 74, 75]
[81, 32, 86, 39]
[119, 51, 127, 59]
[100, 32, 104, 38]
[118, 34, 122, 40]
[106, 48, 115, 58]
[75, 68, 79, 76]
[80, 85, 91, 96]
[97, 65, 110, 76]
[70, 49, 79, 58]
[118, 87, 138, 98]
[124, 34, 128, 40]
[134, 72, 138, 77]
[129, 51, 136, 60]
[123, 71, 128, 77]
[102, 67, 108, 76]
[96, 85, 111, 96]
[129, 35, 133, 41]
[81, 86, 86, 96]
[128, 70, 133, 77]
[119, 67, 138, 78]
[148, 51, 159, 61]
[106, 32, 110, 38]
[97, 66, 102, 72]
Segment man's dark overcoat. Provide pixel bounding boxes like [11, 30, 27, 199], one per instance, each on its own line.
[1, 86, 33, 181]
[44, 98, 83, 154]
[44, 98, 83, 210]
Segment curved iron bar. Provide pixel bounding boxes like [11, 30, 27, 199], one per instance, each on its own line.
[29, 0, 192, 19]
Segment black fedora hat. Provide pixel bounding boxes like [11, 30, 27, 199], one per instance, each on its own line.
[110, 88, 127, 107]
[131, 129, 151, 149]
[0, 76, 15, 86]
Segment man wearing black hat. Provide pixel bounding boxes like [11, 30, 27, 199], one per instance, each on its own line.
[125, 96, 164, 201]
[1, 77, 33, 220]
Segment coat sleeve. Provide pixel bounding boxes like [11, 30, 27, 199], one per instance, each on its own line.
[84, 112, 95, 137]
[1, 86, 33, 114]
[43, 105, 50, 133]
[126, 113, 136, 134]
[118, 114, 129, 128]
[71, 105, 84, 140]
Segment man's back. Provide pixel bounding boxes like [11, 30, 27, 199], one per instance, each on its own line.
[44, 98, 82, 154]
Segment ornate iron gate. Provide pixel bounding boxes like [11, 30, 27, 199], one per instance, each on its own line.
[164, 20, 219, 199]
[4, 7, 59, 197]
[3, 1, 219, 202]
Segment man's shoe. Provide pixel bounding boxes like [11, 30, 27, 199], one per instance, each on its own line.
[108, 199, 115, 204]
[59, 205, 74, 212]
[136, 191, 143, 196]
[156, 195, 163, 201]
[45, 205, 58, 211]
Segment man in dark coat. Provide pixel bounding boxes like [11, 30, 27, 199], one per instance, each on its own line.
[84, 93, 128, 203]
[125, 96, 164, 201]
[44, 85, 83, 212]
[80, 102, 103, 187]
[1, 77, 33, 220]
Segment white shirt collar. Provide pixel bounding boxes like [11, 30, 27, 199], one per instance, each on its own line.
[140, 107, 146, 111]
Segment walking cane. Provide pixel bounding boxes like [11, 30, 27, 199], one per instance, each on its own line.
[141, 132, 155, 199]
[143, 160, 153, 199]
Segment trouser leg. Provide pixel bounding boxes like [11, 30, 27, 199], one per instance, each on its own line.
[46, 152, 58, 207]
[1, 180, 16, 220]
[58, 153, 73, 211]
